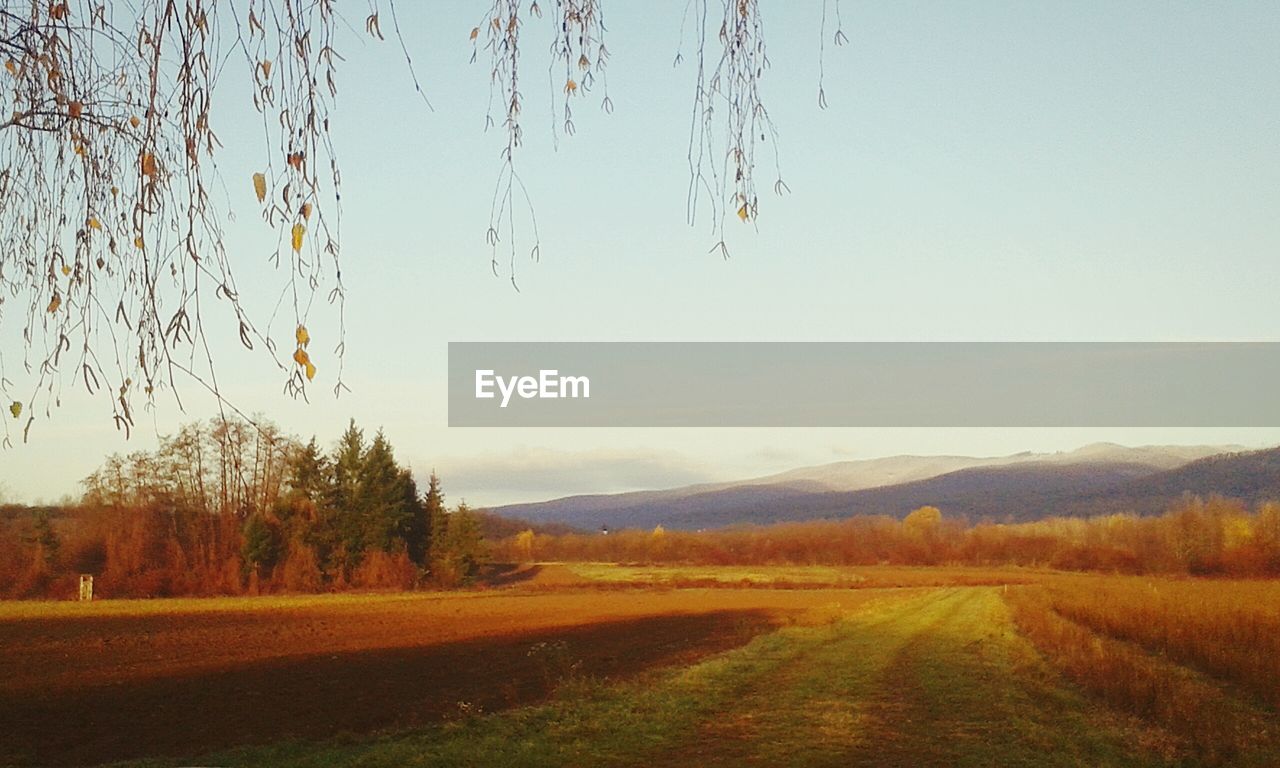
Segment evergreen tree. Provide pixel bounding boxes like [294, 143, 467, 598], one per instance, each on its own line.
[401, 470, 429, 565]
[27, 510, 60, 568]
[424, 471, 448, 565]
[434, 502, 488, 586]
[330, 420, 367, 556]
[286, 438, 331, 514]
[356, 432, 418, 553]
[240, 514, 280, 577]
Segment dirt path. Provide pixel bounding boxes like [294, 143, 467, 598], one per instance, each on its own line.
[650, 588, 1153, 768]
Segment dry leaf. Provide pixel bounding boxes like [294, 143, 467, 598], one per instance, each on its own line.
[68, 100, 83, 118]
[8, 401, 20, 419]
[300, 202, 312, 220]
[61, 264, 71, 276]
[140, 152, 157, 177]
[293, 347, 310, 367]
[129, 115, 140, 128]
[133, 235, 144, 249]
[469, 27, 479, 40]
[564, 79, 577, 94]
[4, 59, 15, 76]
[259, 59, 272, 79]
[296, 324, 310, 347]
[737, 204, 749, 222]
[304, 360, 316, 381]
[252, 172, 267, 202]
[47, 294, 61, 313]
[291, 223, 305, 252]
[87, 217, 101, 230]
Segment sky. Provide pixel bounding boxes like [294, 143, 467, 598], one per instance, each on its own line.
[2, 1, 1280, 506]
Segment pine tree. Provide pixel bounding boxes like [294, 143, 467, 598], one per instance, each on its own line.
[28, 510, 60, 568]
[330, 420, 366, 557]
[240, 514, 280, 577]
[356, 432, 416, 553]
[438, 502, 488, 586]
[424, 471, 448, 564]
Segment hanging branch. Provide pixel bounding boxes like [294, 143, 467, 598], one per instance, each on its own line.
[680, 0, 787, 259]
[0, 0, 412, 445]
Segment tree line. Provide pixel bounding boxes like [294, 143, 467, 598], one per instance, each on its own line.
[492, 496, 1280, 577]
[1, 418, 487, 598]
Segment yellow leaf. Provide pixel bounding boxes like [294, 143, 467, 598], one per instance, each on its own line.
[61, 264, 71, 276]
[300, 202, 312, 220]
[140, 152, 157, 177]
[737, 204, 749, 222]
[295, 324, 310, 347]
[564, 78, 577, 94]
[110, 186, 119, 197]
[4, 59, 15, 76]
[133, 235, 144, 249]
[87, 217, 101, 230]
[293, 347, 310, 367]
[291, 222, 304, 252]
[252, 172, 267, 203]
[129, 115, 140, 128]
[305, 360, 316, 381]
[8, 401, 20, 419]
[47, 294, 61, 313]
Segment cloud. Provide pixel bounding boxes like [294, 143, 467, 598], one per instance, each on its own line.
[418, 447, 719, 507]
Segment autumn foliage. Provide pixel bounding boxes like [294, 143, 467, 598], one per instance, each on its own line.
[0, 417, 486, 598]
[491, 496, 1280, 576]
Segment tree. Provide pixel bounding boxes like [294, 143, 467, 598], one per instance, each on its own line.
[424, 470, 448, 564]
[240, 513, 280, 578]
[903, 506, 943, 538]
[431, 501, 488, 587]
[513, 529, 536, 563]
[354, 431, 420, 557]
[0, 1, 845, 442]
[329, 419, 366, 556]
[26, 509, 60, 568]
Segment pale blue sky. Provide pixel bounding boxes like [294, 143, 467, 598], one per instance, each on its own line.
[3, 1, 1279, 505]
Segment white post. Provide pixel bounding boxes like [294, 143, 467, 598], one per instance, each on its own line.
[79, 574, 93, 601]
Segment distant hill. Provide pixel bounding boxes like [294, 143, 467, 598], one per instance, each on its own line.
[1054, 447, 1280, 518]
[492, 444, 1266, 531]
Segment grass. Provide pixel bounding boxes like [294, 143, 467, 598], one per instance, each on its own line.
[563, 563, 868, 587]
[120, 588, 1161, 768]
[1005, 578, 1280, 766]
[1030, 575, 1280, 707]
[563, 562, 1049, 590]
[11, 567, 1278, 767]
[0, 590, 480, 620]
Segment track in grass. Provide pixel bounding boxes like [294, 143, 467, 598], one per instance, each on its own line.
[176, 588, 1179, 768]
[8, 581, 1278, 767]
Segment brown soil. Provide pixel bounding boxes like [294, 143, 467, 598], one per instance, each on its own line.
[0, 587, 856, 766]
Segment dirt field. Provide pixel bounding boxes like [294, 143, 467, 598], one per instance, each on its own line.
[0, 573, 885, 767]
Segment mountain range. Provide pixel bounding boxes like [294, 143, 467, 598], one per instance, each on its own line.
[492, 443, 1280, 530]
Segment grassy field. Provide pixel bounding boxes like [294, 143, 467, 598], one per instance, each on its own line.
[562, 563, 1048, 589]
[2, 565, 1277, 767]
